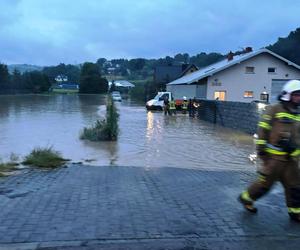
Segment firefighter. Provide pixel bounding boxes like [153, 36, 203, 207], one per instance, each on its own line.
[182, 96, 188, 114]
[169, 98, 176, 115]
[238, 80, 300, 222]
[163, 96, 170, 115]
[189, 97, 199, 117]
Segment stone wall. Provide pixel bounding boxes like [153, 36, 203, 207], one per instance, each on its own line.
[197, 100, 263, 134]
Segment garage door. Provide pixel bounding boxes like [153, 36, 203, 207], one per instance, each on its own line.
[271, 79, 290, 103]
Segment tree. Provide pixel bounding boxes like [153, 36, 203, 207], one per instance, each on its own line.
[189, 52, 224, 67]
[11, 69, 22, 90]
[0, 63, 10, 91]
[79, 62, 108, 93]
[22, 71, 51, 93]
[43, 63, 80, 84]
[128, 58, 146, 71]
[96, 58, 107, 66]
[174, 53, 190, 63]
[268, 28, 300, 65]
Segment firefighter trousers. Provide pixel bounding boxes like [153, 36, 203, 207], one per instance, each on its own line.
[247, 158, 300, 213]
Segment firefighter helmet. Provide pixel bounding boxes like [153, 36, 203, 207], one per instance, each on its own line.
[280, 80, 300, 101]
[183, 96, 187, 100]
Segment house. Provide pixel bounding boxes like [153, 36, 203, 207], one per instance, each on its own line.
[109, 80, 135, 88]
[166, 48, 300, 103]
[55, 75, 68, 82]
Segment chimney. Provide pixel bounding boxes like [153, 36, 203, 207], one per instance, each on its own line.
[245, 47, 253, 53]
[227, 51, 234, 61]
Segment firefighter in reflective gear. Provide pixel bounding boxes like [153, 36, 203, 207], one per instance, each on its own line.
[239, 80, 300, 222]
[169, 99, 176, 115]
[163, 96, 170, 115]
[182, 96, 188, 114]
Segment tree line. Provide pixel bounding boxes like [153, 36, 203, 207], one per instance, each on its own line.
[0, 64, 51, 94]
[267, 28, 300, 65]
[0, 62, 108, 94]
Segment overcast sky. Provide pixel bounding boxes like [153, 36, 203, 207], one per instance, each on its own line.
[0, 0, 299, 66]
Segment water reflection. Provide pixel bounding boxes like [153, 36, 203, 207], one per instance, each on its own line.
[146, 111, 154, 139]
[0, 95, 255, 171]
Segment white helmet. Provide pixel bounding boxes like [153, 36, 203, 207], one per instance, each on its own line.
[183, 96, 187, 100]
[280, 80, 300, 101]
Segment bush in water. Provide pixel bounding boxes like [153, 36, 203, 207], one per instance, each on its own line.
[80, 95, 119, 141]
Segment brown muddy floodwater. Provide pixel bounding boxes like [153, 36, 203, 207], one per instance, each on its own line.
[0, 94, 256, 171]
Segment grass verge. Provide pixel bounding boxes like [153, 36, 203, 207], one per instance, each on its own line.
[22, 147, 69, 168]
[0, 162, 19, 176]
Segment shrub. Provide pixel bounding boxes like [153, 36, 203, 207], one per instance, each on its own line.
[80, 95, 119, 141]
[23, 147, 68, 168]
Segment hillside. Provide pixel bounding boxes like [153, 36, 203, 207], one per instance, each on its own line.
[8, 64, 43, 74]
[268, 28, 300, 65]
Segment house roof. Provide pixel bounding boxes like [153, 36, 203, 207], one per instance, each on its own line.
[109, 80, 135, 88]
[179, 64, 199, 77]
[167, 48, 300, 85]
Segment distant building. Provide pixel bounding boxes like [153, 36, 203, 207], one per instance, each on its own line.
[167, 48, 300, 103]
[55, 75, 68, 82]
[109, 80, 135, 88]
[107, 67, 116, 74]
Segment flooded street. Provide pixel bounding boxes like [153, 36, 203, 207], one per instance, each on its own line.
[0, 94, 255, 171]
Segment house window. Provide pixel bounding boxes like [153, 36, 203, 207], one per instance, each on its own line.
[245, 66, 255, 74]
[268, 67, 276, 73]
[211, 79, 221, 86]
[214, 91, 226, 101]
[244, 91, 254, 98]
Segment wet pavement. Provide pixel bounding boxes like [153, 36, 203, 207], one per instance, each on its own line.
[0, 165, 300, 250]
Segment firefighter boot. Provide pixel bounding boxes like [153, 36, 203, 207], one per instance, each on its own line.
[238, 192, 258, 213]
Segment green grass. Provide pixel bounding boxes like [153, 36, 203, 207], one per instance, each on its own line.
[22, 147, 69, 168]
[80, 95, 119, 141]
[0, 162, 19, 177]
[52, 88, 79, 94]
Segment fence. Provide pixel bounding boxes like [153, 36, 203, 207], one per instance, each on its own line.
[197, 100, 264, 134]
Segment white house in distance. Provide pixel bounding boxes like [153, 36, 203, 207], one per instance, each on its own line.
[108, 80, 135, 89]
[166, 48, 300, 103]
[55, 75, 68, 82]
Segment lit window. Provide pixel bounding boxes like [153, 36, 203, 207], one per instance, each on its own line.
[244, 91, 254, 98]
[214, 91, 226, 101]
[268, 67, 276, 73]
[245, 66, 255, 74]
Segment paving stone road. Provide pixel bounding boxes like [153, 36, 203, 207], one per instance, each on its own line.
[0, 165, 299, 250]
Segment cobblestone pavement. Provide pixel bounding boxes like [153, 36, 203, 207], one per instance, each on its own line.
[0, 165, 299, 250]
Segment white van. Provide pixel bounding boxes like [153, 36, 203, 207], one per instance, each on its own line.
[146, 92, 172, 110]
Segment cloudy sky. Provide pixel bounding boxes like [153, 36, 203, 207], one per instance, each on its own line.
[0, 0, 299, 65]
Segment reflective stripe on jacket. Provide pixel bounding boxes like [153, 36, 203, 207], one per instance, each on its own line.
[169, 101, 176, 110]
[257, 103, 300, 160]
[182, 101, 188, 110]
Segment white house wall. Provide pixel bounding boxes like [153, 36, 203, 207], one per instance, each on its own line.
[207, 53, 300, 102]
[166, 84, 197, 99]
